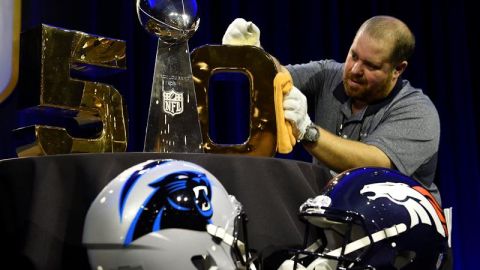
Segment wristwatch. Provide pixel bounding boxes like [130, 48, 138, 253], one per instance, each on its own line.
[301, 123, 320, 143]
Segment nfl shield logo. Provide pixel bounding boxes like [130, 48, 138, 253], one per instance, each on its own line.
[163, 90, 184, 116]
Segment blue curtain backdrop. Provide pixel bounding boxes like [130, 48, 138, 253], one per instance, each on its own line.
[0, 0, 478, 269]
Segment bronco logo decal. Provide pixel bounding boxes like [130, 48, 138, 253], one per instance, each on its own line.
[360, 182, 447, 237]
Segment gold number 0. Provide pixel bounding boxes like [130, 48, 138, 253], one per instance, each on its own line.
[191, 45, 279, 156]
[14, 25, 127, 156]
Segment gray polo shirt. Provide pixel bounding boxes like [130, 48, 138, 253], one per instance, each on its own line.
[286, 60, 441, 199]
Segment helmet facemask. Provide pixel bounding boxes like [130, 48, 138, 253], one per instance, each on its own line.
[289, 206, 377, 270]
[206, 198, 258, 270]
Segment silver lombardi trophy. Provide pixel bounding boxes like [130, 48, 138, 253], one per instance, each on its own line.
[137, 0, 203, 152]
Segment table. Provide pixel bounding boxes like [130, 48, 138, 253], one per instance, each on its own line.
[0, 152, 330, 270]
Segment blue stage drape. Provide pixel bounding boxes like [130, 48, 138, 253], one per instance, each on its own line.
[0, 1, 478, 269]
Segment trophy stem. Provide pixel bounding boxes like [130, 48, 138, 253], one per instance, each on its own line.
[143, 40, 203, 153]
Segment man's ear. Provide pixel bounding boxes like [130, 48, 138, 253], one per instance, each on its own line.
[394, 61, 408, 78]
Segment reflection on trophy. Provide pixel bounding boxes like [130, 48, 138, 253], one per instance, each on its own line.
[137, 0, 199, 44]
[137, 0, 204, 153]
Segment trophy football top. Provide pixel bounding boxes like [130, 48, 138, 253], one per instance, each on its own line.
[136, 0, 200, 44]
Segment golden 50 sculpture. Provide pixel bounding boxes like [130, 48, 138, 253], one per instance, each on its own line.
[13, 25, 128, 157]
[14, 0, 284, 157]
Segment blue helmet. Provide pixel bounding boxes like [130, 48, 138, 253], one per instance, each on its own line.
[280, 167, 449, 270]
[83, 159, 254, 270]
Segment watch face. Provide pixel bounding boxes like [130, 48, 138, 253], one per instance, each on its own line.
[304, 126, 319, 142]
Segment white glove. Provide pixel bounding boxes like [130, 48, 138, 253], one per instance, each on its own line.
[222, 18, 261, 47]
[283, 86, 312, 140]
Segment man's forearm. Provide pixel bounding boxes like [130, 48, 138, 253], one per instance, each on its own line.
[303, 126, 393, 172]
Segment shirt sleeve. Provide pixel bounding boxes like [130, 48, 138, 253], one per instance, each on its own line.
[285, 60, 342, 97]
[362, 94, 440, 179]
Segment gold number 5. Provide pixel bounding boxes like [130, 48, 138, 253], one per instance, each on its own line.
[14, 25, 128, 156]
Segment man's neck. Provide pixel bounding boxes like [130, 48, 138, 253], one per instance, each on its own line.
[351, 99, 367, 115]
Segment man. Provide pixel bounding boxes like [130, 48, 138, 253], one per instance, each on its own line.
[223, 16, 453, 270]
[223, 16, 441, 201]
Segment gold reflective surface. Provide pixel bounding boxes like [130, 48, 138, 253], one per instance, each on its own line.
[191, 45, 278, 156]
[14, 25, 127, 157]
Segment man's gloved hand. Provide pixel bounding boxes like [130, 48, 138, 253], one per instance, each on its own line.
[283, 86, 312, 140]
[222, 18, 261, 47]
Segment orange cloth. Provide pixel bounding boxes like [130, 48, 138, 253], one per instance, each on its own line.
[274, 71, 296, 154]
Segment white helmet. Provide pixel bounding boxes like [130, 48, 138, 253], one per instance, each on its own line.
[83, 159, 254, 270]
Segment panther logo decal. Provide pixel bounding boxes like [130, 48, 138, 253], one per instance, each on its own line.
[118, 161, 213, 245]
[360, 182, 447, 237]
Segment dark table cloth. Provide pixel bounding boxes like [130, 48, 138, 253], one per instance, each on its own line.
[0, 152, 330, 269]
